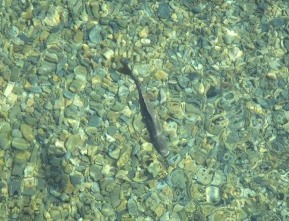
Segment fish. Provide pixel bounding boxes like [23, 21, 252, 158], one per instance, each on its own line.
[117, 59, 170, 157]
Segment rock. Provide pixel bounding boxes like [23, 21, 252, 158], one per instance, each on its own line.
[127, 198, 138, 216]
[271, 17, 285, 27]
[65, 134, 84, 152]
[89, 25, 102, 44]
[12, 137, 30, 150]
[206, 186, 221, 205]
[101, 203, 115, 218]
[20, 124, 35, 142]
[70, 172, 84, 186]
[69, 79, 86, 93]
[90, 164, 103, 181]
[9, 179, 21, 196]
[155, 70, 168, 81]
[157, 4, 171, 19]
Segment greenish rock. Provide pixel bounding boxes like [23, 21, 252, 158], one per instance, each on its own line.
[191, 6, 202, 14]
[0, 131, 11, 149]
[28, 86, 42, 93]
[177, 75, 189, 88]
[38, 60, 56, 75]
[111, 102, 125, 112]
[206, 186, 221, 205]
[88, 115, 102, 128]
[44, 101, 53, 110]
[89, 165, 102, 181]
[271, 17, 285, 27]
[65, 134, 83, 152]
[20, 124, 35, 142]
[69, 79, 85, 93]
[74, 65, 87, 76]
[170, 169, 187, 188]
[11, 161, 26, 177]
[110, 71, 121, 82]
[147, 161, 160, 178]
[127, 198, 138, 216]
[63, 89, 75, 99]
[12, 129, 22, 138]
[185, 103, 199, 114]
[157, 3, 171, 19]
[91, 182, 100, 193]
[283, 54, 289, 66]
[9, 179, 21, 196]
[108, 143, 120, 159]
[195, 168, 213, 185]
[8, 104, 21, 122]
[284, 38, 289, 51]
[223, 35, 234, 45]
[12, 137, 30, 150]
[225, 131, 239, 150]
[44, 52, 59, 63]
[70, 172, 84, 186]
[110, 186, 121, 208]
[21, 178, 36, 196]
[50, 209, 62, 220]
[89, 25, 102, 44]
[107, 126, 117, 136]
[101, 203, 115, 218]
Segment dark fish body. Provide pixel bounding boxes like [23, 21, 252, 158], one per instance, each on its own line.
[118, 59, 170, 157]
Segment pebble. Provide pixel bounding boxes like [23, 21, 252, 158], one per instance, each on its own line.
[20, 124, 35, 142]
[138, 26, 149, 38]
[9, 179, 21, 196]
[177, 75, 189, 88]
[88, 115, 102, 128]
[103, 48, 114, 60]
[127, 198, 138, 216]
[38, 61, 56, 75]
[271, 17, 285, 27]
[22, 177, 37, 196]
[0, 132, 11, 150]
[170, 169, 187, 189]
[69, 79, 86, 93]
[206, 186, 221, 205]
[157, 3, 171, 19]
[110, 186, 121, 208]
[283, 38, 289, 51]
[70, 172, 84, 186]
[65, 134, 84, 152]
[11, 151, 31, 176]
[155, 69, 168, 81]
[147, 160, 161, 178]
[101, 203, 115, 218]
[4, 82, 15, 97]
[107, 126, 118, 136]
[89, 25, 102, 44]
[0, 123, 12, 149]
[108, 143, 120, 159]
[194, 168, 213, 185]
[12, 137, 30, 150]
[90, 165, 103, 181]
[283, 54, 289, 66]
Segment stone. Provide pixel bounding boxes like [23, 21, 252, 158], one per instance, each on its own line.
[20, 124, 35, 142]
[12, 137, 30, 150]
[89, 25, 102, 44]
[65, 134, 84, 152]
[70, 172, 84, 186]
[69, 79, 86, 93]
[157, 4, 171, 19]
[155, 70, 168, 81]
[206, 186, 221, 205]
